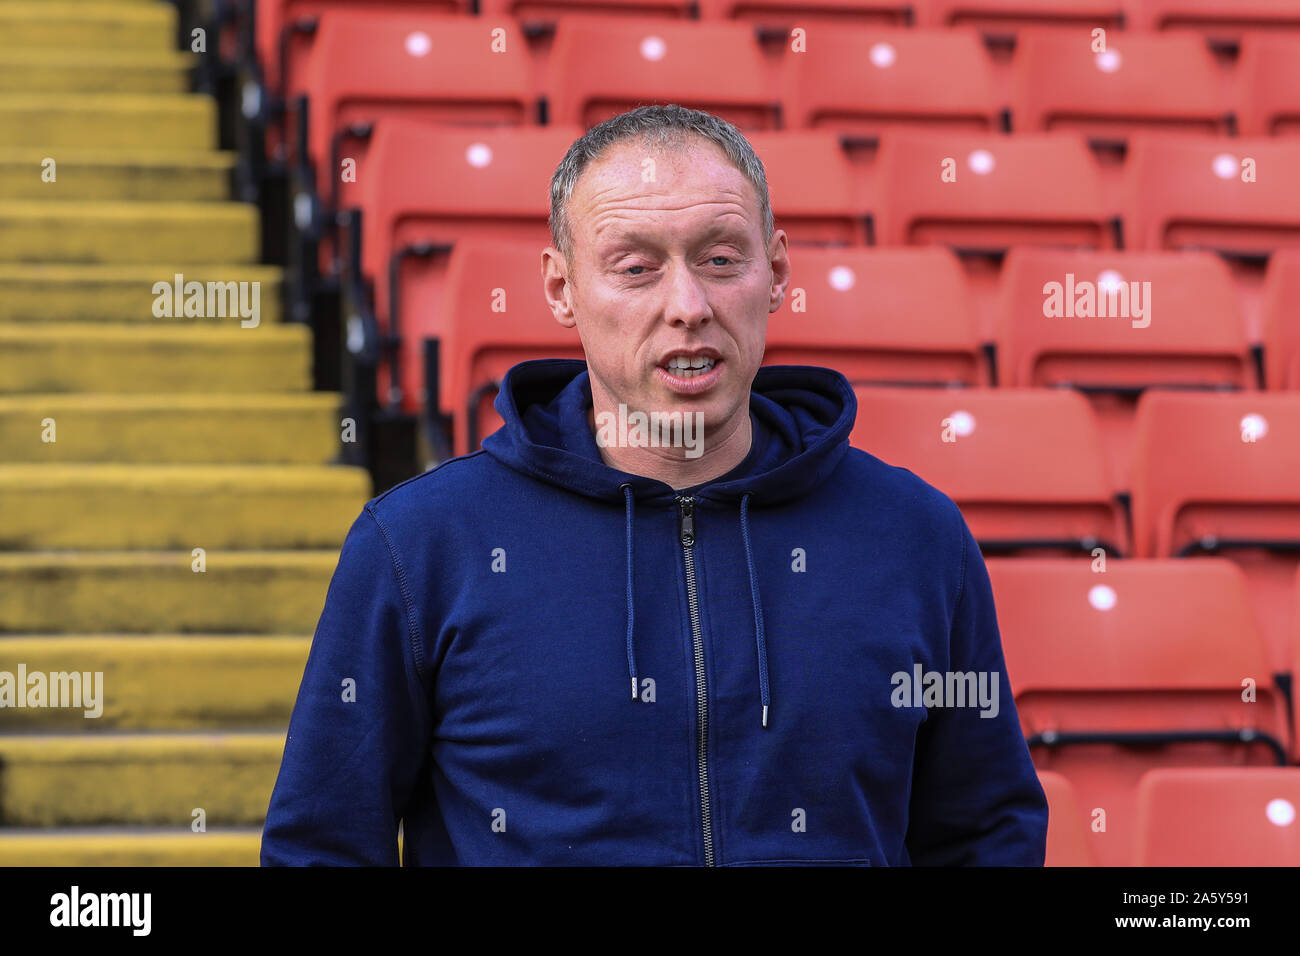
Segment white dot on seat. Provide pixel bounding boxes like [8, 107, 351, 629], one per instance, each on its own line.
[466, 143, 493, 168]
[968, 149, 995, 175]
[828, 265, 855, 291]
[869, 42, 896, 68]
[1212, 153, 1239, 179]
[948, 410, 975, 437]
[405, 31, 431, 57]
[1241, 413, 1268, 441]
[640, 36, 667, 61]
[1095, 49, 1122, 73]
[1088, 585, 1116, 611]
[1267, 798, 1295, 827]
[1098, 269, 1123, 292]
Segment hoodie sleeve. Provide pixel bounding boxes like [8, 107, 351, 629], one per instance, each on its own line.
[261, 504, 433, 866]
[904, 510, 1048, 866]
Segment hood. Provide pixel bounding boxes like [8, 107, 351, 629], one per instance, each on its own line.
[482, 358, 858, 729]
[481, 358, 857, 507]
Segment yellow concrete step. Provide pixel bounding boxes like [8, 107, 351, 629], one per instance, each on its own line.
[0, 325, 311, 393]
[0, 733, 284, 826]
[0, 3, 175, 50]
[0, 149, 232, 200]
[0, 393, 347, 464]
[0, 464, 370, 549]
[0, 94, 214, 150]
[0, 263, 282, 323]
[0, 635, 309, 730]
[0, 49, 191, 93]
[0, 550, 342, 633]
[0, 200, 256, 263]
[0, 827, 264, 866]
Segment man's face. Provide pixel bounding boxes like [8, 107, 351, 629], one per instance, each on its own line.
[542, 136, 790, 443]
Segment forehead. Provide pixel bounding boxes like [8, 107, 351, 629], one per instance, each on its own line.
[569, 135, 760, 243]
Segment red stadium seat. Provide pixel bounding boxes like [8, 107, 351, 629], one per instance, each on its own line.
[1038, 770, 1096, 866]
[437, 239, 585, 455]
[1131, 391, 1300, 675]
[995, 248, 1254, 491]
[1134, 0, 1300, 44]
[1237, 35, 1300, 137]
[253, 0, 469, 102]
[353, 121, 579, 414]
[299, 11, 535, 210]
[1134, 768, 1300, 866]
[851, 387, 1127, 556]
[744, 132, 866, 245]
[1124, 135, 1300, 255]
[768, 246, 987, 385]
[1262, 249, 1300, 390]
[989, 557, 1290, 867]
[923, 0, 1130, 39]
[546, 17, 778, 130]
[781, 27, 1002, 140]
[873, 131, 1113, 252]
[1010, 30, 1231, 143]
[697, 0, 916, 27]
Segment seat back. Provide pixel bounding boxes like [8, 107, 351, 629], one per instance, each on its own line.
[1134, 767, 1300, 865]
[851, 387, 1127, 555]
[1011, 29, 1230, 142]
[874, 131, 1111, 251]
[256, 0, 468, 101]
[997, 247, 1254, 491]
[782, 27, 1001, 140]
[1131, 391, 1300, 673]
[355, 122, 578, 412]
[439, 239, 585, 455]
[745, 132, 868, 246]
[1125, 134, 1300, 254]
[547, 17, 777, 130]
[769, 246, 986, 385]
[300, 11, 534, 195]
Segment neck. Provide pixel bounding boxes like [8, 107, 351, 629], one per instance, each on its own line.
[587, 400, 753, 490]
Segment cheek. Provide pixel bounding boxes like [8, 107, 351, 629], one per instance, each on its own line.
[574, 290, 655, 385]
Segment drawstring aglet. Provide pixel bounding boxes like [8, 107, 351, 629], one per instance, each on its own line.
[631, 676, 638, 700]
[762, 705, 769, 728]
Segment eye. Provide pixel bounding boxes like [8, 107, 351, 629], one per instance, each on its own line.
[709, 256, 733, 267]
[624, 265, 646, 276]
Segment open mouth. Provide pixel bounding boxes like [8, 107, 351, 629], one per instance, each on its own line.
[663, 355, 718, 379]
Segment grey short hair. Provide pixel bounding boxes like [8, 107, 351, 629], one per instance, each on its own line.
[548, 104, 773, 260]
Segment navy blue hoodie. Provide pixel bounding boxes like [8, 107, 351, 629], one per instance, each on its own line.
[261, 359, 1047, 866]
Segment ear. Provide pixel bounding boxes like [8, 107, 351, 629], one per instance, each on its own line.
[767, 229, 791, 313]
[541, 246, 577, 329]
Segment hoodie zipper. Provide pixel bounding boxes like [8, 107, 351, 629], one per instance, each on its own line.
[678, 495, 715, 866]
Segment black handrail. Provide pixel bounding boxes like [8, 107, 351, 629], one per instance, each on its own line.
[1027, 727, 1288, 767]
[386, 242, 451, 409]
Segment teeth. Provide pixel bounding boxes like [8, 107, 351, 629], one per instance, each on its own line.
[666, 356, 717, 377]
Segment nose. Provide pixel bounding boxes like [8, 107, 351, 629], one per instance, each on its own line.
[661, 259, 712, 330]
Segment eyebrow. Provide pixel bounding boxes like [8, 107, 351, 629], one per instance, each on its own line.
[596, 220, 752, 259]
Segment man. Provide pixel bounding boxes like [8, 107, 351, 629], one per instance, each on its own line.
[261, 104, 1048, 866]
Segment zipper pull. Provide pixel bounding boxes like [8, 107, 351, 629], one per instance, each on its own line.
[678, 496, 695, 547]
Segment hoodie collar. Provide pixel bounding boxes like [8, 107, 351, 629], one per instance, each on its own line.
[482, 358, 856, 507]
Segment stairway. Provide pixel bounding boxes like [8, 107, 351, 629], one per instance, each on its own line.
[0, 1, 371, 865]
